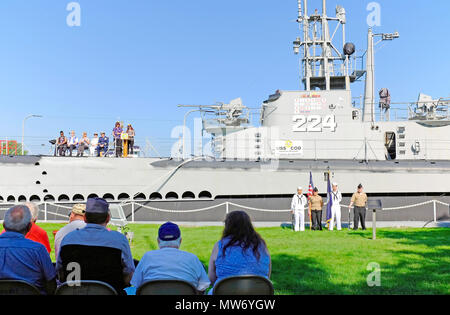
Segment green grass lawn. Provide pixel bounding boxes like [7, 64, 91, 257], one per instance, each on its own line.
[40, 223, 450, 295]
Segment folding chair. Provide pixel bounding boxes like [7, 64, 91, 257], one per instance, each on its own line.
[213, 275, 274, 295]
[0, 279, 41, 295]
[59, 245, 125, 294]
[55, 280, 117, 295]
[136, 280, 198, 295]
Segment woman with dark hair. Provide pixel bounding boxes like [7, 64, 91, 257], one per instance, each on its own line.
[208, 211, 271, 291]
[126, 124, 135, 155]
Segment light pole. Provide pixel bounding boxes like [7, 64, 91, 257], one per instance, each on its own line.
[22, 114, 43, 155]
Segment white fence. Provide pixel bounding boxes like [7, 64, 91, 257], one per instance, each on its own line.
[0, 199, 449, 223]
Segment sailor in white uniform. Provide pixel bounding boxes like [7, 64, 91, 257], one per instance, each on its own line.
[329, 182, 343, 231]
[291, 186, 307, 232]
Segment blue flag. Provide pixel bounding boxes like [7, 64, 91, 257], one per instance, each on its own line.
[326, 172, 333, 228]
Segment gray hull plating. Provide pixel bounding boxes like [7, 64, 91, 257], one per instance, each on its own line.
[1, 156, 450, 204]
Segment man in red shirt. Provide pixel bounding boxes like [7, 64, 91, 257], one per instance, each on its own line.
[1, 203, 51, 254]
[24, 202, 51, 254]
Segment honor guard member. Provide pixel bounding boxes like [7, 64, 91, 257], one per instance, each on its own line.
[291, 187, 307, 232]
[97, 132, 109, 157]
[329, 182, 343, 231]
[308, 188, 324, 231]
[349, 184, 368, 230]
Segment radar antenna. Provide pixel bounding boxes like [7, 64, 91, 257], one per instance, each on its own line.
[293, 0, 357, 91]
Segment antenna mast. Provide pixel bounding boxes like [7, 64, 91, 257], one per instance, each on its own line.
[293, 0, 353, 91]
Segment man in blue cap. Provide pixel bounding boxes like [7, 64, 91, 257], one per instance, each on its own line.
[131, 222, 210, 293]
[56, 197, 135, 294]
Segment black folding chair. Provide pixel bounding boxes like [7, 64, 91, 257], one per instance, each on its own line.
[0, 279, 41, 295]
[213, 275, 274, 295]
[55, 280, 117, 295]
[136, 280, 198, 295]
[59, 245, 125, 294]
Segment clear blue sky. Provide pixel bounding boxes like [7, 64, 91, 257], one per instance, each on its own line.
[0, 0, 449, 155]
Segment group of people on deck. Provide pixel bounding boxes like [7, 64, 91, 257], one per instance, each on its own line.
[56, 122, 135, 157]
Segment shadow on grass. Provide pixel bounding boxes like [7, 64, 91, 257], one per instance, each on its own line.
[376, 228, 450, 247]
[375, 228, 450, 295]
[271, 228, 450, 295]
[271, 254, 366, 295]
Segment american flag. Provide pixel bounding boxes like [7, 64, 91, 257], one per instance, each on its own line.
[326, 170, 333, 228]
[307, 171, 314, 200]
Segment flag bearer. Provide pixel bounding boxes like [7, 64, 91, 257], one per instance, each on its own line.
[329, 182, 343, 231]
[291, 187, 307, 232]
[308, 188, 324, 230]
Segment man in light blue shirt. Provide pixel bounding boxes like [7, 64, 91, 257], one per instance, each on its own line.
[68, 130, 79, 156]
[0, 205, 56, 294]
[56, 198, 135, 292]
[131, 222, 210, 293]
[54, 203, 87, 258]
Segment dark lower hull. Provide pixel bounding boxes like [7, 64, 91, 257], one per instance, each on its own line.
[6, 195, 448, 224]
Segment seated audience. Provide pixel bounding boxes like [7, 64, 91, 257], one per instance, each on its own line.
[68, 130, 78, 157]
[56, 131, 68, 156]
[208, 211, 271, 292]
[97, 132, 109, 157]
[0, 205, 56, 295]
[24, 202, 51, 254]
[54, 203, 87, 258]
[76, 132, 90, 157]
[90, 133, 99, 156]
[56, 198, 135, 294]
[131, 222, 210, 293]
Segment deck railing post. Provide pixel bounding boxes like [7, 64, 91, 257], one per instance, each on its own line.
[44, 203, 47, 222]
[372, 209, 376, 240]
[433, 200, 437, 223]
[131, 202, 135, 223]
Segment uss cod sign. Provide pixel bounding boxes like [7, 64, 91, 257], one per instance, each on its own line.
[273, 140, 304, 156]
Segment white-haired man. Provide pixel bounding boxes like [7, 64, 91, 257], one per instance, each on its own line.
[291, 187, 307, 232]
[131, 222, 210, 293]
[24, 202, 51, 254]
[54, 203, 87, 258]
[0, 205, 56, 294]
[329, 182, 343, 231]
[68, 130, 79, 156]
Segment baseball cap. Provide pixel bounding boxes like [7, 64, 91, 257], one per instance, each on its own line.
[158, 222, 181, 241]
[71, 204, 86, 216]
[86, 197, 109, 214]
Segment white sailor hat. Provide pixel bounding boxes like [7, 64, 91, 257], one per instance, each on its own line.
[297, 186, 303, 190]
[332, 182, 338, 186]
